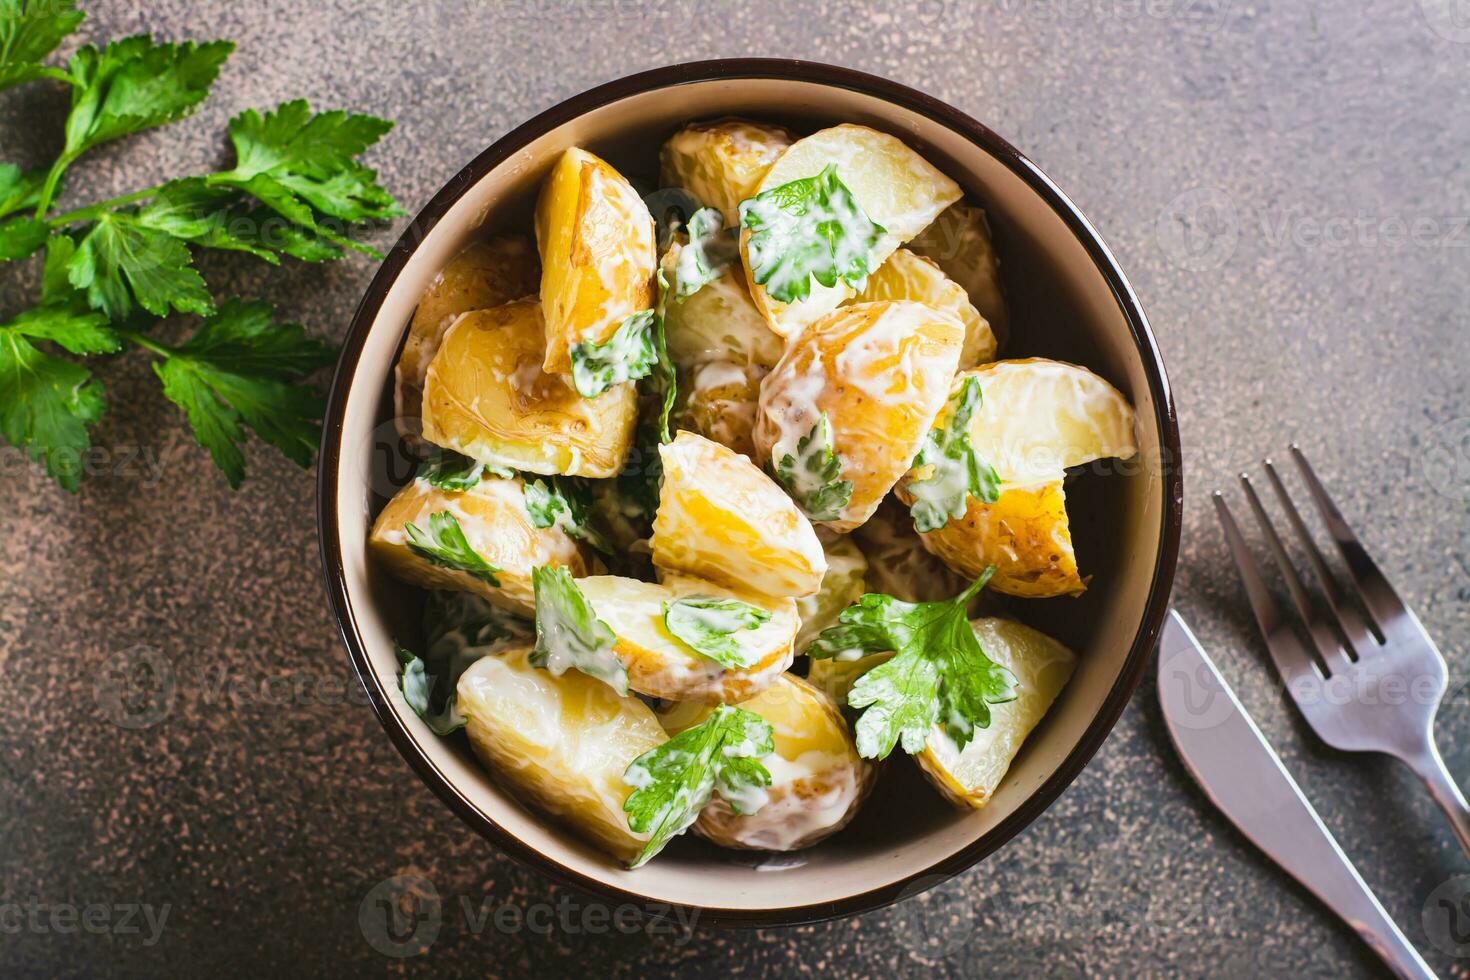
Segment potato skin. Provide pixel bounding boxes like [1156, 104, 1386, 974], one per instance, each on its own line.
[854, 248, 995, 369]
[419, 299, 637, 478]
[909, 204, 1009, 350]
[535, 147, 656, 374]
[652, 431, 827, 599]
[896, 478, 1085, 598]
[394, 237, 539, 453]
[674, 360, 764, 458]
[754, 301, 965, 532]
[368, 474, 590, 614]
[658, 118, 794, 226]
[661, 674, 874, 852]
[457, 646, 666, 864]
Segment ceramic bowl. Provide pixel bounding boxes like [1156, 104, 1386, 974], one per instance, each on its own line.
[318, 59, 1182, 926]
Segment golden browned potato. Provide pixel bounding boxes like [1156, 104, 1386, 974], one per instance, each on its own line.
[909, 203, 1009, 349]
[457, 645, 667, 863]
[658, 118, 795, 226]
[369, 474, 591, 614]
[853, 248, 995, 368]
[659, 674, 874, 851]
[651, 431, 827, 598]
[394, 237, 540, 452]
[897, 479, 1085, 597]
[753, 301, 965, 532]
[534, 147, 656, 374]
[742, 124, 963, 338]
[673, 360, 764, 458]
[419, 299, 637, 477]
[915, 618, 1076, 809]
[578, 572, 798, 704]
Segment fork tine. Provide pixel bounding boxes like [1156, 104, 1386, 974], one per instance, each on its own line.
[1238, 473, 1352, 673]
[1263, 458, 1383, 655]
[1289, 445, 1407, 633]
[1213, 490, 1326, 683]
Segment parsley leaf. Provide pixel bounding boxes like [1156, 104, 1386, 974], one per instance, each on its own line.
[396, 591, 532, 735]
[418, 450, 507, 491]
[0, 162, 46, 216]
[206, 99, 399, 254]
[529, 564, 626, 694]
[648, 259, 678, 441]
[139, 299, 334, 487]
[69, 210, 214, 318]
[0, 299, 116, 490]
[773, 413, 853, 522]
[808, 569, 1017, 759]
[522, 476, 614, 554]
[673, 206, 736, 300]
[403, 511, 501, 586]
[622, 704, 774, 868]
[61, 35, 233, 159]
[568, 309, 658, 398]
[905, 376, 1001, 532]
[0, 215, 48, 260]
[739, 163, 886, 304]
[0, 0, 84, 92]
[663, 596, 772, 668]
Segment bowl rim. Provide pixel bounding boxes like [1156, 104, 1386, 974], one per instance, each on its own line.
[317, 57, 1183, 928]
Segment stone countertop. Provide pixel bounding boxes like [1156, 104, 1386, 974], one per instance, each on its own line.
[2, 1, 1468, 976]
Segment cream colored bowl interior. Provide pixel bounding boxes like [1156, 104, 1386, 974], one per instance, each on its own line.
[329, 76, 1168, 913]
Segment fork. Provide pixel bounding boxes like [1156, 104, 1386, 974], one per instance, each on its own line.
[1214, 444, 1470, 861]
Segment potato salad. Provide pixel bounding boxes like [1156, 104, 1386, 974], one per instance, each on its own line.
[371, 119, 1138, 868]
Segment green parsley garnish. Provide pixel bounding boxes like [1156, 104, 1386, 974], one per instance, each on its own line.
[396, 591, 531, 735]
[739, 163, 886, 304]
[0, 13, 400, 491]
[403, 511, 501, 586]
[522, 476, 614, 554]
[529, 565, 626, 694]
[662, 595, 772, 668]
[808, 569, 1017, 760]
[905, 376, 1001, 532]
[673, 206, 736, 300]
[773, 414, 853, 522]
[568, 310, 658, 398]
[622, 704, 774, 868]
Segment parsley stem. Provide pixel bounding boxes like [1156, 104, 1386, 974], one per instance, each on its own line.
[114, 328, 172, 359]
[31, 153, 75, 220]
[47, 183, 173, 227]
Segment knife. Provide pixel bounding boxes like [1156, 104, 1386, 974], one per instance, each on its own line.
[1158, 610, 1437, 980]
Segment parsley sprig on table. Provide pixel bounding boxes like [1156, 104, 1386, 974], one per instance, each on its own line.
[0, 2, 401, 490]
[809, 569, 1018, 759]
[622, 704, 774, 868]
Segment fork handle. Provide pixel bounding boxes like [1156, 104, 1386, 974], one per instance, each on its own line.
[1405, 741, 1470, 862]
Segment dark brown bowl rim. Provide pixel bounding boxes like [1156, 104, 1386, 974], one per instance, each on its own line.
[317, 57, 1183, 929]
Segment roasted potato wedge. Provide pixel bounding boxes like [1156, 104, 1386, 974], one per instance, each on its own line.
[664, 264, 784, 372]
[652, 431, 827, 598]
[909, 204, 1009, 349]
[394, 237, 540, 453]
[853, 248, 995, 368]
[457, 645, 667, 863]
[659, 673, 874, 851]
[578, 573, 798, 704]
[419, 299, 637, 478]
[793, 533, 867, 654]
[659, 118, 795, 227]
[535, 147, 657, 374]
[754, 301, 965, 532]
[369, 474, 591, 615]
[742, 124, 963, 337]
[916, 618, 1076, 809]
[897, 478, 1085, 598]
[674, 360, 765, 458]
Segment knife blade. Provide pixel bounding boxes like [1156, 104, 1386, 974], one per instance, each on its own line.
[1158, 610, 1436, 980]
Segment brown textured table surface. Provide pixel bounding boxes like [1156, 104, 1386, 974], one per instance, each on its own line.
[3, 1, 1469, 976]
